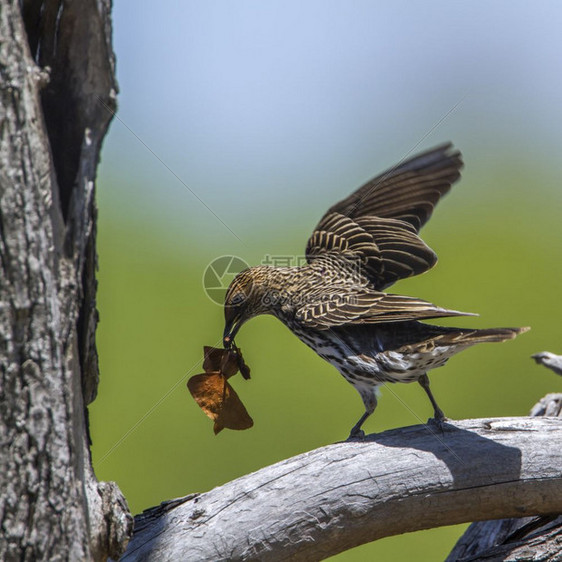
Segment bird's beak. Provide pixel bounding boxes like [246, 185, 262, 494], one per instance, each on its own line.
[223, 314, 241, 349]
[223, 324, 233, 348]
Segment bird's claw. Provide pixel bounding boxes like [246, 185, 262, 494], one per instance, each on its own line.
[427, 415, 449, 434]
[346, 428, 366, 441]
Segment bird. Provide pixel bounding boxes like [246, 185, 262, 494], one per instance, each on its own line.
[532, 352, 562, 376]
[222, 143, 529, 438]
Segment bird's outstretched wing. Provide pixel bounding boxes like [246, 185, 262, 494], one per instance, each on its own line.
[295, 285, 475, 330]
[305, 143, 463, 290]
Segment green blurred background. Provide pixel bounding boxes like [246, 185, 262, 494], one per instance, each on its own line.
[90, 2, 562, 559]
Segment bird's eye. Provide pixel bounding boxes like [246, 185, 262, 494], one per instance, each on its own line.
[230, 292, 246, 306]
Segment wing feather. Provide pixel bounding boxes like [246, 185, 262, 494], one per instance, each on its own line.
[326, 142, 462, 229]
[296, 289, 475, 330]
[305, 143, 462, 291]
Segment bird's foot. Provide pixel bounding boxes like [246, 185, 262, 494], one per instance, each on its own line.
[427, 414, 449, 434]
[346, 428, 366, 441]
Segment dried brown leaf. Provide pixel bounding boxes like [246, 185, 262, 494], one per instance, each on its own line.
[187, 372, 253, 434]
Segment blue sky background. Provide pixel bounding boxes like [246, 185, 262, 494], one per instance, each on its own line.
[100, 1, 562, 248]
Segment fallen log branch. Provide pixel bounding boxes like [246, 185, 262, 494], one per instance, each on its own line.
[121, 416, 562, 561]
[446, 393, 562, 561]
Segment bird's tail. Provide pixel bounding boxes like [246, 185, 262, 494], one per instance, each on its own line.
[439, 326, 530, 345]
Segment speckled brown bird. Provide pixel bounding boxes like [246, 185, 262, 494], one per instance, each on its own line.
[223, 143, 528, 438]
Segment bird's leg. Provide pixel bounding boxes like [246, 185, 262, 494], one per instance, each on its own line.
[347, 387, 378, 440]
[418, 374, 447, 425]
[348, 411, 371, 440]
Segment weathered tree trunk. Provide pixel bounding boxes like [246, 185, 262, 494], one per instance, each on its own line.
[122, 416, 562, 561]
[0, 0, 131, 559]
[446, 394, 562, 562]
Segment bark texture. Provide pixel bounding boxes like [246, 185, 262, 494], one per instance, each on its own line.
[447, 394, 562, 562]
[122, 416, 562, 561]
[0, 0, 131, 559]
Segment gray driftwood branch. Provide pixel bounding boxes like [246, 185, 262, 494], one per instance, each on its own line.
[122, 416, 562, 561]
[447, 393, 562, 561]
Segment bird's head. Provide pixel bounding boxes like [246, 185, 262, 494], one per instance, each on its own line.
[223, 266, 272, 348]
